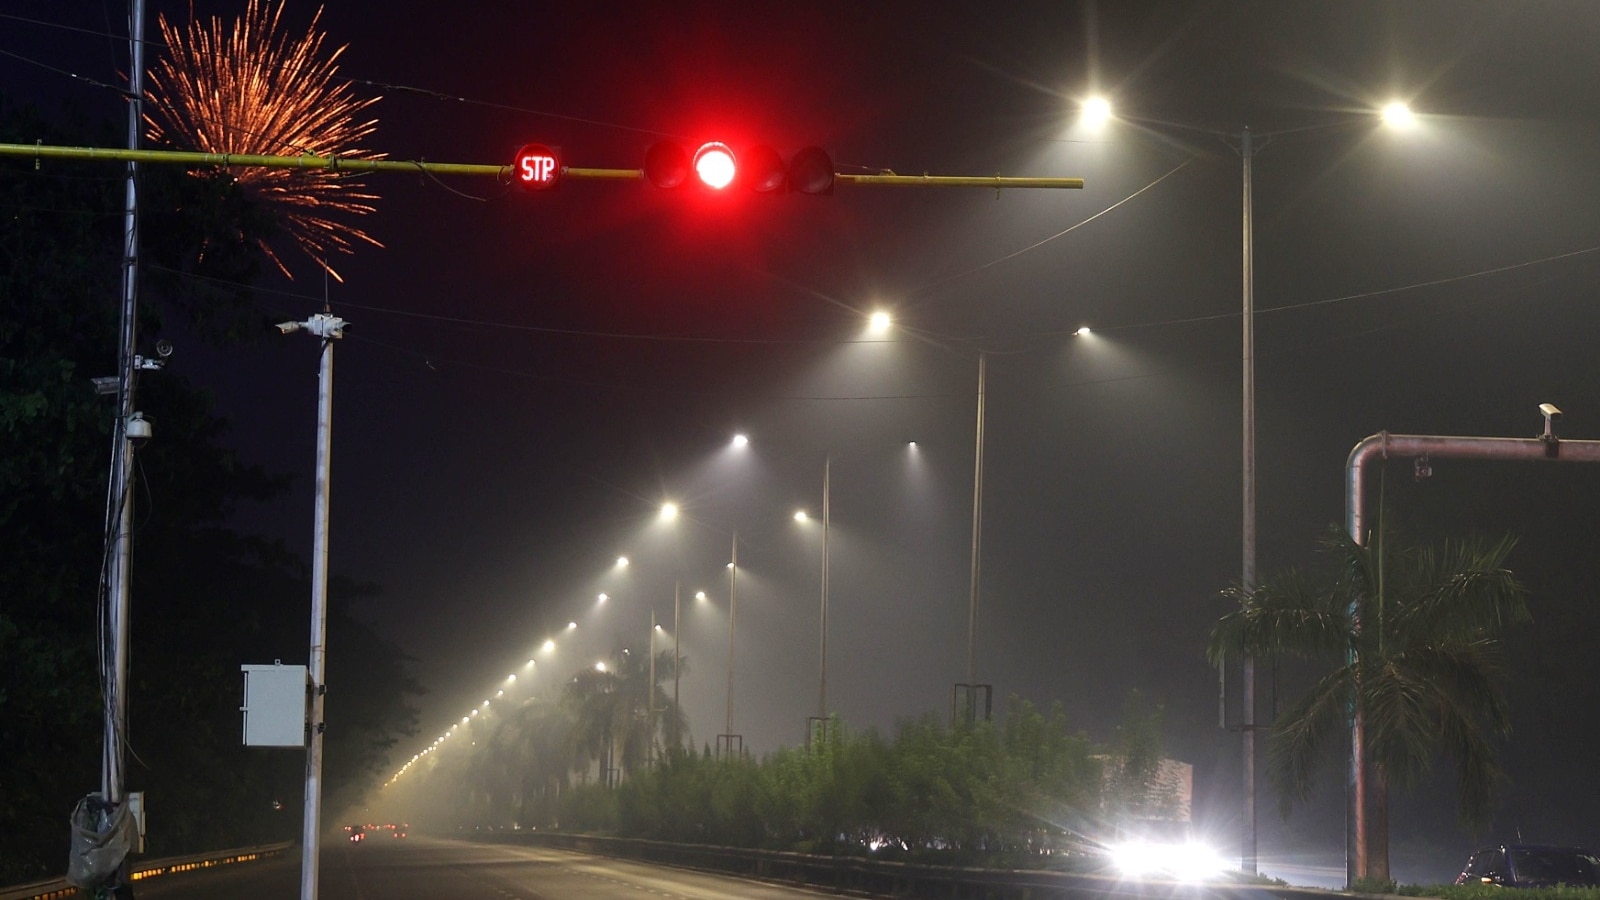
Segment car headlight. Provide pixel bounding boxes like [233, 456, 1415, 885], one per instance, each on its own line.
[1111, 839, 1230, 882]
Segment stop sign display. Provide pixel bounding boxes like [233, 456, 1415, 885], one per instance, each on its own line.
[513, 144, 560, 190]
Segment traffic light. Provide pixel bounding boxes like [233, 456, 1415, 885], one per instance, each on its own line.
[643, 141, 833, 195]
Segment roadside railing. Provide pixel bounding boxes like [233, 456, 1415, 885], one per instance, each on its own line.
[0, 842, 293, 900]
[471, 830, 1358, 900]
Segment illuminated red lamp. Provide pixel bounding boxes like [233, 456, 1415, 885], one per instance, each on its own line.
[512, 144, 561, 190]
[692, 142, 737, 189]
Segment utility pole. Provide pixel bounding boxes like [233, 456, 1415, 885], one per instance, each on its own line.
[277, 312, 346, 900]
[86, 1, 147, 893]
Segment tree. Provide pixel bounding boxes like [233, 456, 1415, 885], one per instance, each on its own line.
[562, 641, 682, 784]
[1208, 528, 1529, 885]
[1101, 689, 1180, 826]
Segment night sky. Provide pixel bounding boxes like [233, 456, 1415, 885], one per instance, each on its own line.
[8, 0, 1600, 885]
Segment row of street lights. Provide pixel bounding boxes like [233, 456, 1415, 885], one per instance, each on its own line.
[388, 304, 1103, 784]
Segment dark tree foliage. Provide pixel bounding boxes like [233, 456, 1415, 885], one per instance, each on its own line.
[0, 96, 419, 884]
[407, 687, 1124, 867]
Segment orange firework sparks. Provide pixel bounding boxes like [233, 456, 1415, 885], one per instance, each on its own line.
[145, 0, 384, 280]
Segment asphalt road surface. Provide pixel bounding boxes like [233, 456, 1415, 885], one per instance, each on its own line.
[126, 835, 844, 899]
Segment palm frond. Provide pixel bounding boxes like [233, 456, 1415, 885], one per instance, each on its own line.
[1266, 666, 1353, 815]
[1209, 570, 1351, 665]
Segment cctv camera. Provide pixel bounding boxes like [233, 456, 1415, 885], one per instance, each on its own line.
[155, 339, 174, 358]
[276, 321, 302, 335]
[1540, 402, 1563, 421]
[126, 411, 152, 446]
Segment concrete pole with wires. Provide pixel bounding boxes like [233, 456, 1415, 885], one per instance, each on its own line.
[102, 0, 146, 820]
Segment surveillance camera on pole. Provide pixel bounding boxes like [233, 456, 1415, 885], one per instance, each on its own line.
[1540, 403, 1563, 442]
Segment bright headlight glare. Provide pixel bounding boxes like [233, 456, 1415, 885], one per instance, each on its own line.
[1111, 839, 1229, 882]
[1169, 841, 1229, 881]
[1111, 840, 1161, 878]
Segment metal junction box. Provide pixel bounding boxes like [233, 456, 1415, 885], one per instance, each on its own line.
[241, 663, 308, 747]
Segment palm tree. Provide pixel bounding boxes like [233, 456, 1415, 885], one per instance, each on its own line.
[498, 694, 573, 828]
[1208, 528, 1528, 885]
[562, 641, 686, 783]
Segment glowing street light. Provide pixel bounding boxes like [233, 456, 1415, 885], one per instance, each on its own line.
[1079, 95, 1113, 129]
[659, 502, 679, 522]
[868, 310, 892, 334]
[1079, 95, 1421, 882]
[1380, 101, 1415, 129]
[731, 433, 749, 449]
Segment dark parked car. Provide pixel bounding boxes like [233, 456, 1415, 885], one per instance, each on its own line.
[1456, 844, 1600, 888]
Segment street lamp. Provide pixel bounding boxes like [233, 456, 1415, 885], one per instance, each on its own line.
[720, 537, 740, 758]
[1084, 96, 1414, 881]
[649, 499, 744, 758]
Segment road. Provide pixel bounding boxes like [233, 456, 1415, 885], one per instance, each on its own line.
[126, 835, 842, 899]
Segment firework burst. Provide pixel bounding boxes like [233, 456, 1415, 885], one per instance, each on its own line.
[145, 0, 384, 279]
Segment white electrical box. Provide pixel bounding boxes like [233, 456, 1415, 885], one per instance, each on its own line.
[241, 662, 309, 747]
[127, 791, 146, 854]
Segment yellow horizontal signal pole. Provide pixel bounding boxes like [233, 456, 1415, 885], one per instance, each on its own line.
[0, 142, 1084, 190]
[836, 173, 1083, 189]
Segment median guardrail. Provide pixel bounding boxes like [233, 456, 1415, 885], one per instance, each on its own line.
[0, 842, 293, 900]
[470, 830, 1362, 900]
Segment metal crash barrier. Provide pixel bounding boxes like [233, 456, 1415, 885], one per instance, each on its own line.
[0, 842, 293, 900]
[471, 830, 1361, 900]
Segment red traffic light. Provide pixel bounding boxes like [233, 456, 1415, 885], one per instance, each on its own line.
[512, 144, 561, 190]
[693, 142, 736, 189]
[644, 141, 833, 195]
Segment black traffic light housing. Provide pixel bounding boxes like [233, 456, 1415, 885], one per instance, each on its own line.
[644, 141, 833, 195]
